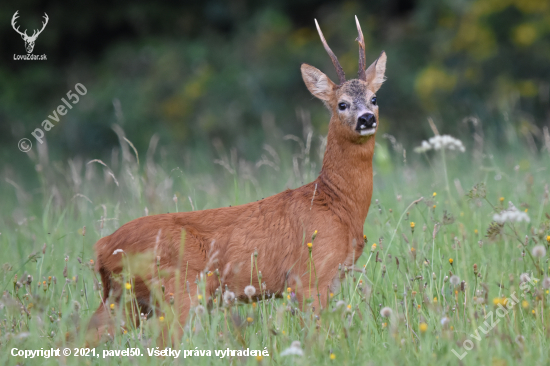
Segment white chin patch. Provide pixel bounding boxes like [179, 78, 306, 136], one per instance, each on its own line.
[359, 128, 376, 136]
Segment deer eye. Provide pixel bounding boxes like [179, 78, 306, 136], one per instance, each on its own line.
[371, 96, 377, 105]
[338, 102, 348, 111]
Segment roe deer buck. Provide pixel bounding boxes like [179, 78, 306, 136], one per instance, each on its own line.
[87, 16, 386, 341]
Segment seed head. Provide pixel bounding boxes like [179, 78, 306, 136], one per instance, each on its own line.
[335, 300, 346, 309]
[520, 273, 531, 284]
[542, 277, 550, 289]
[532, 245, 546, 258]
[280, 341, 304, 357]
[244, 285, 256, 298]
[223, 291, 235, 304]
[380, 307, 393, 318]
[195, 305, 206, 316]
[450, 275, 460, 286]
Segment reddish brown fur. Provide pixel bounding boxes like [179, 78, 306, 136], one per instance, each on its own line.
[87, 18, 387, 342]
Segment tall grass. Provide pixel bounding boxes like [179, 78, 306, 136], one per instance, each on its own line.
[1, 119, 550, 365]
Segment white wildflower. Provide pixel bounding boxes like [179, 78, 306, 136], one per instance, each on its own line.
[280, 341, 304, 357]
[414, 140, 432, 153]
[414, 135, 465, 153]
[493, 202, 530, 223]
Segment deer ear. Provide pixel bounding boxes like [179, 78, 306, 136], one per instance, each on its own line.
[301, 64, 336, 102]
[365, 51, 387, 92]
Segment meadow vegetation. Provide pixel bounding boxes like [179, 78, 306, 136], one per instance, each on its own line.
[2, 118, 550, 365]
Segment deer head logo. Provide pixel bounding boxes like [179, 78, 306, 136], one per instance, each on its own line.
[11, 11, 49, 54]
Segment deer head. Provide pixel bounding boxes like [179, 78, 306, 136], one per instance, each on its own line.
[12, 11, 49, 54]
[301, 17, 386, 141]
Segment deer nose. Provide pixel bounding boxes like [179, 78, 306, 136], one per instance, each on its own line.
[357, 113, 376, 130]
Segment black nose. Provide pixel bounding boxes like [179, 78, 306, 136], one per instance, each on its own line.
[357, 113, 376, 130]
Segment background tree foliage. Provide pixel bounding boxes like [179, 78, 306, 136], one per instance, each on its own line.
[1, 0, 549, 169]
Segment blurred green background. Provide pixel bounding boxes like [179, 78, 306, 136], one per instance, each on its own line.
[1, 0, 549, 188]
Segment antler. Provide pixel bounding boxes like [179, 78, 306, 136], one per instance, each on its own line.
[314, 19, 346, 84]
[355, 15, 366, 81]
[11, 11, 28, 38]
[31, 13, 49, 39]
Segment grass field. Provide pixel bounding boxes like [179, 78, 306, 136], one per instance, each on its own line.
[2, 122, 550, 365]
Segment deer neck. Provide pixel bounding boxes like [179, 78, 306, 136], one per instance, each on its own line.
[317, 116, 375, 222]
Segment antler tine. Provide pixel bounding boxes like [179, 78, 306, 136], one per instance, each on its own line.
[11, 10, 28, 37]
[34, 13, 49, 37]
[314, 19, 346, 84]
[355, 15, 367, 81]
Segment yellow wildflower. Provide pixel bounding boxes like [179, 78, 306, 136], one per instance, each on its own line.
[419, 322, 428, 333]
[125, 282, 131, 290]
[433, 192, 437, 197]
[330, 353, 336, 360]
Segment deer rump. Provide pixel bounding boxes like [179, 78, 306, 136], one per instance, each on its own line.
[90, 180, 364, 334]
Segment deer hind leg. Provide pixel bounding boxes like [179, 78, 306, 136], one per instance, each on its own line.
[153, 271, 200, 345]
[86, 302, 115, 346]
[87, 275, 155, 346]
